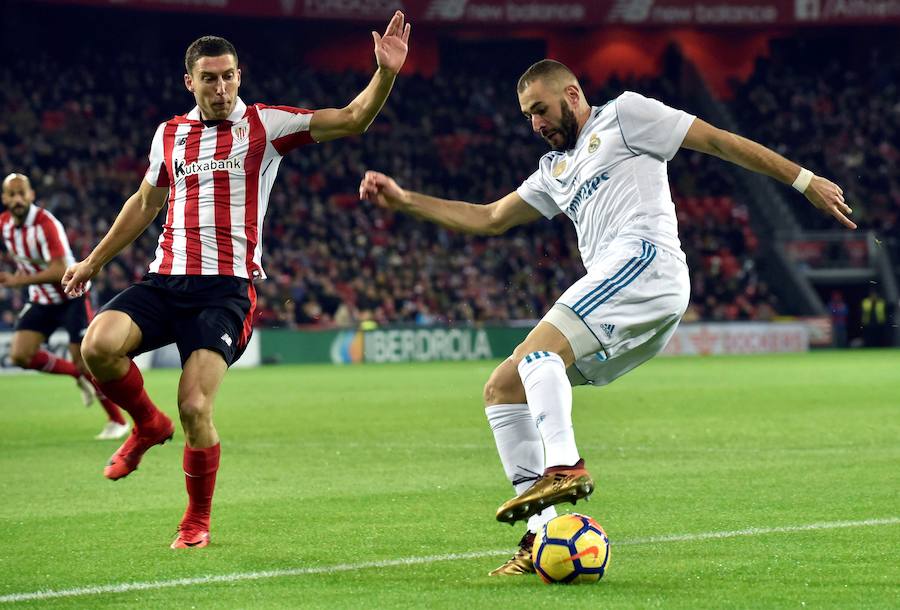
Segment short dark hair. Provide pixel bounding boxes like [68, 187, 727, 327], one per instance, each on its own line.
[517, 59, 577, 93]
[184, 36, 238, 74]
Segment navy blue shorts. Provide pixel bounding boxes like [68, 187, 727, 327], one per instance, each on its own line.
[16, 296, 92, 343]
[100, 273, 257, 367]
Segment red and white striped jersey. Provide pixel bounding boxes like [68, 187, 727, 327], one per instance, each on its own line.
[145, 97, 316, 280]
[0, 205, 78, 304]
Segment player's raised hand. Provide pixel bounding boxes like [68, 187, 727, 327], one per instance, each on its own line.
[359, 170, 408, 211]
[62, 260, 97, 298]
[373, 10, 411, 75]
[804, 175, 856, 229]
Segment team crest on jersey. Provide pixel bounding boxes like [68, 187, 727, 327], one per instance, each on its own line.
[588, 133, 601, 153]
[552, 159, 567, 178]
[232, 123, 249, 143]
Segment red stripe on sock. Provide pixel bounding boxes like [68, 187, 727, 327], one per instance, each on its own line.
[27, 350, 80, 377]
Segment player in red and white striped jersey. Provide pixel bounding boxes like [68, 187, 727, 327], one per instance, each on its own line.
[1, 173, 128, 440]
[63, 11, 411, 549]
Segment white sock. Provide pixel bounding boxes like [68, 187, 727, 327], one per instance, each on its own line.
[527, 507, 557, 535]
[486, 403, 557, 533]
[517, 351, 580, 468]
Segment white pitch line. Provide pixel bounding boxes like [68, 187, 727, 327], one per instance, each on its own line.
[2, 516, 897, 604]
[616, 517, 900, 546]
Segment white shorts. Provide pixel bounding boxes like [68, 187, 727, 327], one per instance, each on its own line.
[542, 238, 690, 387]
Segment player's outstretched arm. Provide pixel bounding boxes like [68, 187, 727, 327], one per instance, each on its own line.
[0, 258, 67, 288]
[681, 118, 856, 229]
[309, 10, 411, 142]
[359, 170, 542, 236]
[63, 180, 168, 296]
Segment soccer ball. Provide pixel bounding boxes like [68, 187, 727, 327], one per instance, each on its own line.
[532, 513, 611, 584]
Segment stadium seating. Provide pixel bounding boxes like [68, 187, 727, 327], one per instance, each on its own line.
[0, 48, 778, 327]
[732, 35, 899, 249]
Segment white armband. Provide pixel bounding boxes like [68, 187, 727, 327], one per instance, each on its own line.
[792, 168, 814, 193]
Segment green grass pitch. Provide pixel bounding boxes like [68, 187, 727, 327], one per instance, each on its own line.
[1, 350, 898, 608]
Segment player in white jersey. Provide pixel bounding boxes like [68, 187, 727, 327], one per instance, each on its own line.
[359, 59, 854, 576]
[63, 12, 411, 549]
[1, 173, 129, 440]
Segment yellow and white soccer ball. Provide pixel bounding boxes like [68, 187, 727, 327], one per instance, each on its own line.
[532, 513, 611, 584]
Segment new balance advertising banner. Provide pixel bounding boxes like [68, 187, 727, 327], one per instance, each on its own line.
[40, 0, 900, 25]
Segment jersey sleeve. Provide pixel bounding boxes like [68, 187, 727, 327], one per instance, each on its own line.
[516, 168, 561, 220]
[37, 212, 69, 260]
[144, 123, 169, 187]
[616, 91, 696, 161]
[257, 104, 316, 156]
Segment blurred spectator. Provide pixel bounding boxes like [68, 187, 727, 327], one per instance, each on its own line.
[828, 290, 848, 348]
[861, 287, 887, 348]
[0, 309, 15, 330]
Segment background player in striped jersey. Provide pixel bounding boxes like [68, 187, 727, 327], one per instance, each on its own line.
[63, 12, 411, 549]
[360, 59, 853, 576]
[1, 173, 129, 440]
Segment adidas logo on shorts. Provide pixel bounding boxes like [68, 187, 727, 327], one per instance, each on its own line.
[220, 333, 233, 347]
[600, 323, 615, 338]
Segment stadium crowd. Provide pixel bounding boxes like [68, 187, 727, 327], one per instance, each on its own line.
[1, 44, 781, 329]
[732, 35, 899, 257]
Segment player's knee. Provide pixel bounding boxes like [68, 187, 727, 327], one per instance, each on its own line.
[79, 336, 105, 369]
[511, 342, 539, 365]
[178, 395, 212, 426]
[81, 327, 120, 368]
[10, 349, 34, 368]
[483, 361, 526, 405]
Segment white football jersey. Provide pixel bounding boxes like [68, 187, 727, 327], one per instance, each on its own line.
[517, 91, 695, 273]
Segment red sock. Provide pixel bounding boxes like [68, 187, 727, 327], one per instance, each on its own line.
[26, 350, 80, 378]
[88, 376, 128, 425]
[95, 361, 161, 428]
[98, 396, 127, 425]
[181, 443, 221, 531]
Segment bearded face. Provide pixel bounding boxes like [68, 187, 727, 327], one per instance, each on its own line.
[540, 100, 579, 151]
[519, 79, 583, 152]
